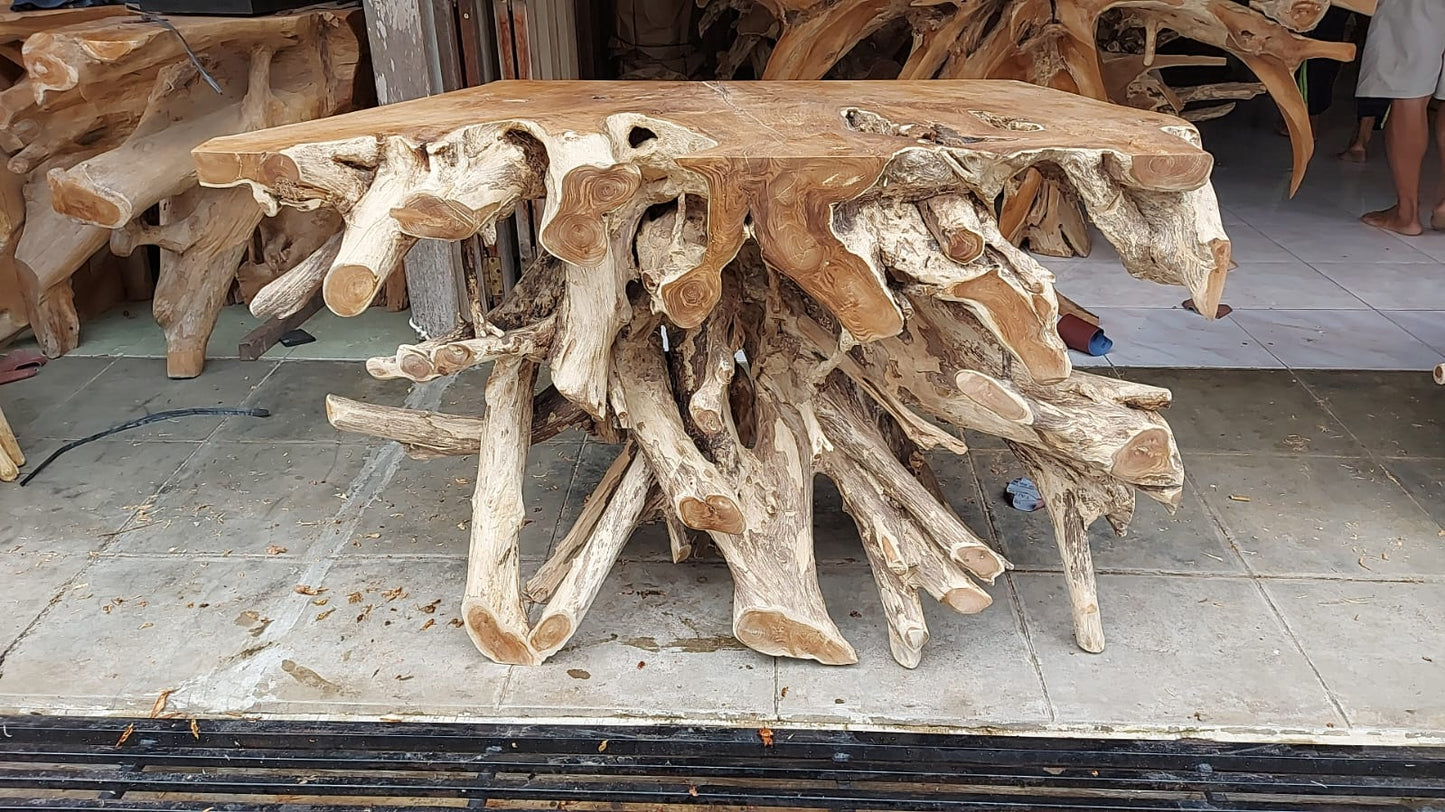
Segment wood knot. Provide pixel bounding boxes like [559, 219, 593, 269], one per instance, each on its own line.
[398, 351, 435, 381]
[660, 274, 719, 329]
[540, 164, 640, 267]
[679, 495, 744, 535]
[1110, 426, 1179, 486]
[574, 164, 641, 207]
[442, 344, 472, 366]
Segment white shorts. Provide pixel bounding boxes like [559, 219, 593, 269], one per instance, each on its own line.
[1357, 0, 1445, 100]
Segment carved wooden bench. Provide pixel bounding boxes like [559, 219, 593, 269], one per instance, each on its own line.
[194, 80, 1231, 667]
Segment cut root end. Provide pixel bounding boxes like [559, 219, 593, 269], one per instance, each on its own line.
[464, 602, 542, 666]
[735, 609, 858, 665]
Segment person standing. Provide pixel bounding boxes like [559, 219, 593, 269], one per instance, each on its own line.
[1293, 6, 1387, 162]
[1358, 0, 1445, 235]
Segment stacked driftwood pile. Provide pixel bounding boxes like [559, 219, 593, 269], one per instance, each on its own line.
[0, 4, 368, 377]
[700, 0, 1371, 256]
[195, 79, 1232, 667]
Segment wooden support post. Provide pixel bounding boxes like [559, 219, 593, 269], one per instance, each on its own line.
[362, 0, 470, 338]
[238, 291, 325, 361]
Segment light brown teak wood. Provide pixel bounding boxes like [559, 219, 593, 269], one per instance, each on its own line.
[196, 79, 1230, 666]
[703, 0, 1362, 257]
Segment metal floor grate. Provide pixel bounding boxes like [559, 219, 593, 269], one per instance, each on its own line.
[0, 716, 1442, 810]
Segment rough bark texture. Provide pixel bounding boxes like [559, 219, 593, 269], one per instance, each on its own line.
[703, 0, 1361, 256]
[0, 6, 363, 372]
[195, 79, 1230, 666]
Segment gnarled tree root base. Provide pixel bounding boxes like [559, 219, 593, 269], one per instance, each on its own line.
[194, 80, 1229, 667]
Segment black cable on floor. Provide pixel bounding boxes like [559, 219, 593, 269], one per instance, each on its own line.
[18, 407, 271, 487]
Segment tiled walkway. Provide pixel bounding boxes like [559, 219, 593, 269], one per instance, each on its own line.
[1053, 112, 1445, 371]
[1, 356, 1440, 743]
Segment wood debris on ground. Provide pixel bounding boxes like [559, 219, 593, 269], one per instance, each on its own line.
[149, 689, 174, 718]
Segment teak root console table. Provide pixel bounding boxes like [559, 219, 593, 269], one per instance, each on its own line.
[194, 80, 1232, 667]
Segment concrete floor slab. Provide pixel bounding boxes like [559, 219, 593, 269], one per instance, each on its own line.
[1090, 309, 1283, 369]
[1213, 260, 1367, 311]
[924, 451, 998, 546]
[810, 476, 867, 566]
[213, 360, 404, 445]
[1311, 262, 1445, 312]
[279, 309, 422, 361]
[2, 350, 1443, 742]
[0, 356, 113, 438]
[0, 551, 90, 652]
[0, 555, 305, 714]
[810, 453, 995, 565]
[1122, 369, 1363, 456]
[777, 568, 1051, 728]
[41, 308, 166, 358]
[351, 439, 577, 562]
[0, 438, 199, 550]
[1049, 261, 1189, 310]
[1263, 579, 1445, 731]
[1188, 455, 1445, 578]
[237, 556, 512, 719]
[106, 442, 370, 558]
[1382, 310, 1445, 356]
[1013, 573, 1345, 733]
[1232, 309, 1441, 371]
[556, 439, 675, 564]
[496, 561, 778, 723]
[1253, 223, 1434, 266]
[1294, 371, 1445, 459]
[22, 358, 277, 443]
[1207, 223, 1300, 265]
[1380, 457, 1445, 528]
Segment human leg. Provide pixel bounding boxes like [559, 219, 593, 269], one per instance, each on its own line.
[1431, 101, 1445, 227]
[1363, 96, 1430, 234]
[1341, 97, 1389, 161]
[1355, 0, 1445, 233]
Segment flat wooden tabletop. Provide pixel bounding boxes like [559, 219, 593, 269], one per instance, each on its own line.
[195, 80, 1213, 191]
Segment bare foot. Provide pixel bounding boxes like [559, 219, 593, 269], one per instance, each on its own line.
[1431, 206, 1445, 231]
[1362, 206, 1424, 236]
[1337, 145, 1367, 163]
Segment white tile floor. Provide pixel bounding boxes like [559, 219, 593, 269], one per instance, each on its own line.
[1047, 105, 1445, 371]
[13, 106, 1445, 373]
